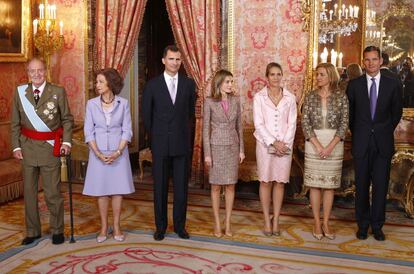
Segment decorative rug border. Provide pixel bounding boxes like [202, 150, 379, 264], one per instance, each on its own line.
[1, 229, 413, 268]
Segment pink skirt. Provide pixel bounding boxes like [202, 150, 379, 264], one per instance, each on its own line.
[256, 141, 292, 183]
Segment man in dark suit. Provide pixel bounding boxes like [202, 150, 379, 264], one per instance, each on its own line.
[347, 46, 403, 241]
[380, 53, 400, 81]
[142, 45, 196, 241]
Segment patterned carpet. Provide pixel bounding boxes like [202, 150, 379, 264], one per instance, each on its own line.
[0, 189, 413, 273]
[2, 232, 414, 273]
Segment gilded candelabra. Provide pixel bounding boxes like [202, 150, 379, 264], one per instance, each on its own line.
[32, 0, 64, 81]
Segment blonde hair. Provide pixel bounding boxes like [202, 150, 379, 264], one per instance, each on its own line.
[316, 63, 340, 90]
[210, 69, 234, 100]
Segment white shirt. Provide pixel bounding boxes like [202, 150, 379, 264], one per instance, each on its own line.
[366, 72, 380, 98]
[32, 81, 47, 97]
[163, 71, 178, 102]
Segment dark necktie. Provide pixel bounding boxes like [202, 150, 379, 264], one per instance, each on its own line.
[369, 78, 377, 120]
[34, 89, 40, 104]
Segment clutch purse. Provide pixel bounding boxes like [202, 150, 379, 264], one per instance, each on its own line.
[267, 145, 291, 155]
[267, 145, 277, 154]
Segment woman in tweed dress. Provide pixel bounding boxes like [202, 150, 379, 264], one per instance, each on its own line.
[302, 63, 349, 240]
[203, 70, 245, 238]
[253, 63, 297, 236]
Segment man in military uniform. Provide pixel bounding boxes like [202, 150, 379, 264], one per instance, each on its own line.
[11, 57, 73, 245]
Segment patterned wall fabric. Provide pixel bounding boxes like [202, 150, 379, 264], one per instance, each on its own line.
[233, 0, 307, 127]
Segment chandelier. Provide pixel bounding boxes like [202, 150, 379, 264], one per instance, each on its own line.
[32, 0, 64, 81]
[318, 1, 359, 44]
[364, 8, 383, 46]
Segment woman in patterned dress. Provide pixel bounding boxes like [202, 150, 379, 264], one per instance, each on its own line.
[203, 69, 245, 238]
[253, 63, 297, 236]
[302, 63, 349, 240]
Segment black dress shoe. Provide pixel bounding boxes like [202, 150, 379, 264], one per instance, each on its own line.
[52, 233, 65, 245]
[175, 229, 190, 239]
[153, 230, 165, 241]
[373, 230, 385, 241]
[356, 228, 368, 240]
[21, 235, 41, 245]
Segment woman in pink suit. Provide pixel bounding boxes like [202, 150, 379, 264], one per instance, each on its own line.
[83, 68, 135, 243]
[253, 63, 297, 236]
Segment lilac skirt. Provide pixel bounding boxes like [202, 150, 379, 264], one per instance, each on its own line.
[83, 148, 135, 196]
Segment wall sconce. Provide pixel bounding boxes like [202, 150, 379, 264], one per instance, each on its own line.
[32, 0, 64, 81]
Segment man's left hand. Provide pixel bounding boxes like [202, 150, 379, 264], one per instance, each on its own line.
[60, 144, 71, 155]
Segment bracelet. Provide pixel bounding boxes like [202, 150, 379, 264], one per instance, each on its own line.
[116, 149, 122, 156]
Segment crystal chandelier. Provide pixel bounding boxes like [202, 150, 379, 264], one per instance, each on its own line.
[318, 0, 359, 44]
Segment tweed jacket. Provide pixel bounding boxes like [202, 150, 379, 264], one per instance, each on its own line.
[253, 86, 297, 148]
[84, 95, 132, 151]
[203, 96, 244, 158]
[301, 89, 349, 140]
[11, 82, 73, 166]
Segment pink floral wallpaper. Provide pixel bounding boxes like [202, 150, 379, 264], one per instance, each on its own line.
[0, 0, 87, 156]
[51, 0, 87, 122]
[233, 0, 307, 127]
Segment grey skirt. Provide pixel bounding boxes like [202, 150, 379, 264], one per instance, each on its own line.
[208, 144, 239, 185]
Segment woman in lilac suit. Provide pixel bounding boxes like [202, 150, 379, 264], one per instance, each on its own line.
[83, 68, 135, 243]
[253, 63, 297, 236]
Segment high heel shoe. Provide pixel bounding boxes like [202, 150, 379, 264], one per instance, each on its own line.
[322, 225, 335, 240]
[213, 228, 223, 238]
[312, 227, 323, 240]
[263, 216, 273, 237]
[225, 227, 233, 237]
[272, 217, 280, 236]
[113, 234, 125, 242]
[96, 234, 108, 243]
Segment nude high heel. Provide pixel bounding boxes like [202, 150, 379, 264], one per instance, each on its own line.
[322, 225, 335, 240]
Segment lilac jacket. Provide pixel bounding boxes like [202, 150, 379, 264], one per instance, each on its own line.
[84, 95, 132, 151]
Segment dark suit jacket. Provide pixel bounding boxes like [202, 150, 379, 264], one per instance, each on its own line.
[380, 68, 400, 82]
[346, 74, 403, 158]
[142, 74, 196, 157]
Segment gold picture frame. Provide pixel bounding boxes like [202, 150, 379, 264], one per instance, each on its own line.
[0, 0, 31, 62]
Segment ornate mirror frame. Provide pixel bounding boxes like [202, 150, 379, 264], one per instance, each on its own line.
[301, 0, 366, 103]
[302, 0, 414, 120]
[363, 0, 414, 119]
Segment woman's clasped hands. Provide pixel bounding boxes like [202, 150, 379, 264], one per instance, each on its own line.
[272, 140, 290, 157]
[97, 151, 121, 164]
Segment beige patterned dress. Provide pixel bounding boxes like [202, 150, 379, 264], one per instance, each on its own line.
[302, 89, 349, 189]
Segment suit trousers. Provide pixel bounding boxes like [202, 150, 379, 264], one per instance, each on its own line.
[354, 135, 391, 231]
[23, 161, 64, 236]
[152, 154, 189, 232]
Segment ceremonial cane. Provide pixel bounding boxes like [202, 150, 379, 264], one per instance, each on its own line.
[61, 150, 76, 243]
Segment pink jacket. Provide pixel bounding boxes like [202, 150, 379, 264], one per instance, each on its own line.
[253, 86, 297, 148]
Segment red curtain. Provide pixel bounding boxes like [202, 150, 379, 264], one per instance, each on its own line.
[166, 0, 221, 186]
[95, 0, 147, 77]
